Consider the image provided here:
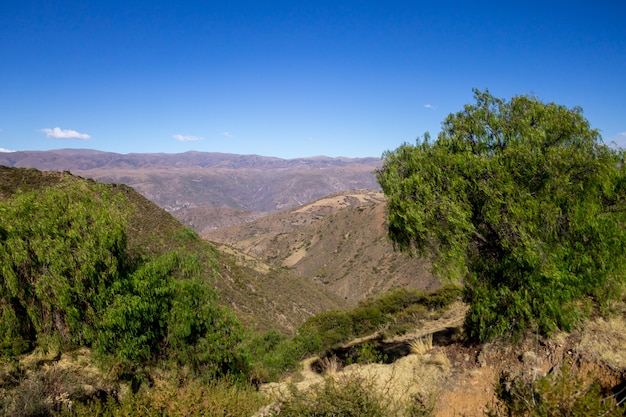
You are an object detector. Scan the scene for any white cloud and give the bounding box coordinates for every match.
[173,134,202,142]
[223,131,235,138]
[41,127,90,140]
[0,147,15,153]
[424,104,436,110]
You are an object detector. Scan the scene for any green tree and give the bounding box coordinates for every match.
[376,89,626,342]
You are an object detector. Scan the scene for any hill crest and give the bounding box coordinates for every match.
[205,189,439,304]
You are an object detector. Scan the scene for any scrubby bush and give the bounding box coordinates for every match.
[250,286,461,381]
[0,182,129,355]
[298,309,353,350]
[0,354,117,417]
[276,373,404,417]
[358,288,425,315]
[356,286,462,318]
[246,330,311,381]
[0,180,251,381]
[349,305,386,335]
[71,377,267,417]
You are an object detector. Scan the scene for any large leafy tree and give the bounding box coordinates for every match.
[376,89,626,342]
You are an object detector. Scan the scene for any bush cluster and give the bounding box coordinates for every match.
[0,181,250,380]
[377,90,626,342]
[247,285,461,380]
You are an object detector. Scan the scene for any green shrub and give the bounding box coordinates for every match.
[352,341,386,364]
[349,305,386,335]
[420,285,462,310]
[95,253,175,365]
[95,252,249,379]
[387,304,430,335]
[299,310,353,351]
[167,277,248,379]
[377,90,626,342]
[359,288,425,315]
[0,182,130,355]
[0,180,251,381]
[246,330,304,381]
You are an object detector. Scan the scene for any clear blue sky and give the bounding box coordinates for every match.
[1,1,625,158]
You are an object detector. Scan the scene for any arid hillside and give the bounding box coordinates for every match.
[261,301,626,416]
[205,190,440,304]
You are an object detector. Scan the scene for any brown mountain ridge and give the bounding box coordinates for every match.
[0,149,381,215]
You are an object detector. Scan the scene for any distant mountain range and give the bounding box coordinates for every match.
[0,148,381,171]
[0,149,382,228]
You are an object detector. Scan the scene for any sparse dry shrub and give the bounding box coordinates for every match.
[276,373,405,417]
[407,391,438,417]
[0,359,115,417]
[71,377,266,417]
[424,351,450,371]
[488,363,623,417]
[409,334,433,356]
[318,355,342,375]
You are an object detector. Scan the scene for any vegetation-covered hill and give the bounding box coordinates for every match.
[0,166,245,366]
[0,166,345,337]
[0,165,357,415]
[0,165,458,416]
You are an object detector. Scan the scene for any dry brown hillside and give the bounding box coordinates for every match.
[213,247,347,335]
[205,190,440,304]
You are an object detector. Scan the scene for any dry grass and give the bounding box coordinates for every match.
[579,316,626,370]
[319,356,342,375]
[409,334,433,356]
[0,347,117,417]
[425,351,451,371]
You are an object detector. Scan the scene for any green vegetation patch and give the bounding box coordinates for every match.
[0,178,249,381]
[489,363,624,416]
[248,285,461,381]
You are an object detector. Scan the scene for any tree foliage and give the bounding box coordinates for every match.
[0,178,249,378]
[376,89,626,341]
[0,181,129,354]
